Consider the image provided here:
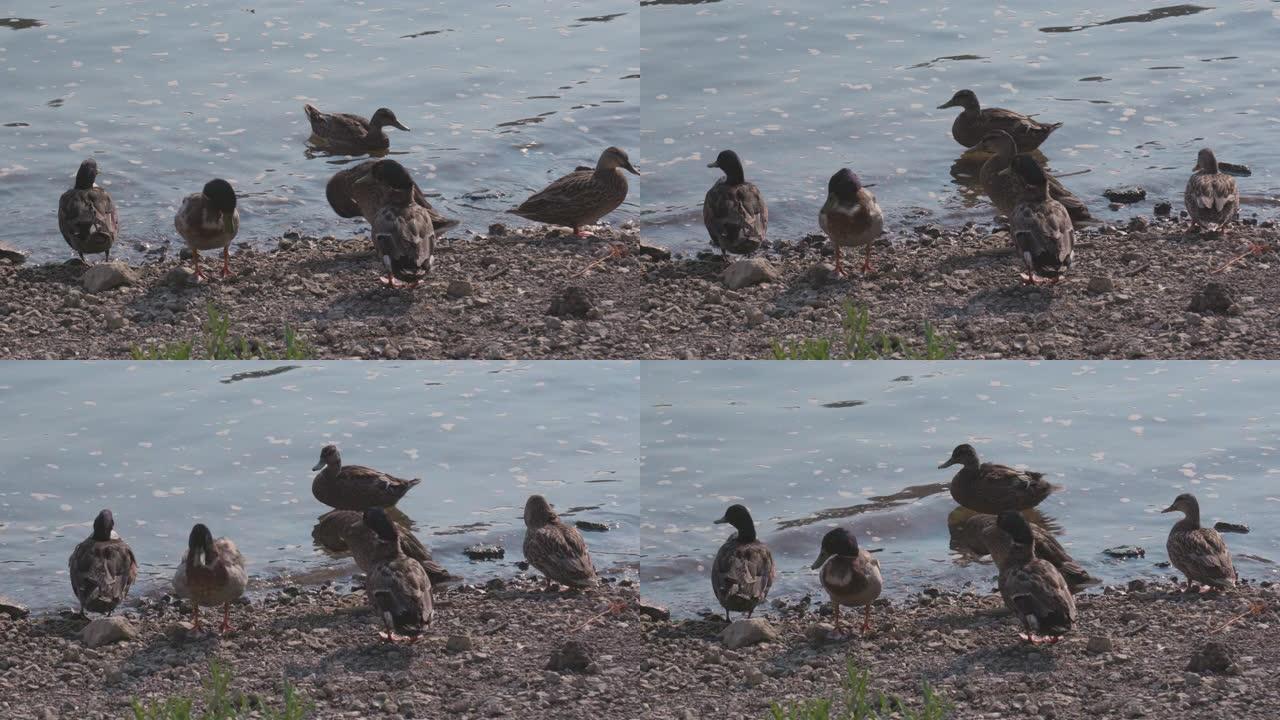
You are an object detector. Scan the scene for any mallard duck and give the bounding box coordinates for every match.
[1162,493,1236,592]
[819,168,883,276]
[939,444,1053,514]
[68,509,138,617]
[704,149,767,258]
[311,444,421,511]
[995,511,1076,644]
[522,494,599,590]
[360,160,435,288]
[174,178,239,281]
[975,130,1091,225]
[938,89,1062,152]
[304,104,409,153]
[954,513,1098,593]
[1011,155,1074,284]
[363,508,434,643]
[1184,148,1239,233]
[58,158,118,263]
[508,146,638,236]
[173,523,247,633]
[810,527,881,634]
[326,159,458,231]
[312,509,458,585]
[711,504,775,622]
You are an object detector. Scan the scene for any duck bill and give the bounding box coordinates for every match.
[938,458,959,469]
[391,120,410,131]
[623,160,640,176]
[312,460,325,471]
[810,551,831,570]
[713,515,729,525]
[937,99,959,110]
[1160,504,1176,513]
[706,160,720,169]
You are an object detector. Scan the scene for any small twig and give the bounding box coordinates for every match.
[1208,600,1269,634]
[1210,241,1272,275]
[572,243,629,278]
[482,266,510,281]
[569,599,629,634]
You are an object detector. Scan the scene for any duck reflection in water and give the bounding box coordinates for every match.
[312,507,460,586]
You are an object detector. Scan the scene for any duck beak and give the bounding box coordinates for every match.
[312,460,325,471]
[713,515,728,525]
[707,160,719,169]
[810,551,831,570]
[391,120,410,132]
[938,457,958,469]
[623,160,640,176]
[937,99,958,110]
[1160,503,1177,514]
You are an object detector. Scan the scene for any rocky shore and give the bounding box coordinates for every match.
[640,580,1280,720]
[0,575,642,720]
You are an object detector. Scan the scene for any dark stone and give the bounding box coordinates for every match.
[463,544,505,561]
[1104,186,1146,204]
[574,520,609,533]
[1186,642,1239,675]
[1154,201,1173,217]
[1188,282,1236,315]
[1218,161,1251,177]
[487,223,508,237]
[0,596,29,619]
[638,601,671,622]
[546,640,594,673]
[1213,522,1250,534]
[548,286,595,319]
[0,241,27,265]
[1102,545,1145,559]
[637,240,672,261]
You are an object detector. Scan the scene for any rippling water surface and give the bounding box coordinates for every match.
[0,361,639,608]
[640,1,1280,253]
[641,361,1280,617]
[1,1,638,262]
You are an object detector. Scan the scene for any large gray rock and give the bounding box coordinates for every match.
[720,618,779,649]
[0,596,29,619]
[81,617,137,648]
[82,262,139,293]
[721,258,779,290]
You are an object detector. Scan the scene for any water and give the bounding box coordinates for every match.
[639,1,1280,254]
[640,361,1280,617]
[0,360,640,608]
[1,1,639,263]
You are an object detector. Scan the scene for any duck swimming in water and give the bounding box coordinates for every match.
[311,444,422,511]
[939,443,1054,514]
[304,105,410,154]
[938,89,1062,152]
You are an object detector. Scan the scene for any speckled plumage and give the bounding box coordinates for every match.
[939,89,1062,152]
[954,513,1098,593]
[1184,148,1239,231]
[175,178,239,280]
[363,509,434,640]
[703,150,767,256]
[1163,494,1236,590]
[68,509,138,616]
[313,509,458,586]
[363,161,435,286]
[711,505,775,620]
[312,445,421,511]
[1010,156,1075,282]
[325,159,457,231]
[58,158,118,262]
[522,494,599,589]
[976,131,1090,225]
[940,444,1053,514]
[811,527,881,633]
[995,512,1076,641]
[509,146,638,234]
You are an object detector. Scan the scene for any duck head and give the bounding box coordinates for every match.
[524,494,558,528]
[597,146,640,175]
[996,511,1034,545]
[188,523,216,567]
[370,107,410,132]
[1162,493,1200,520]
[92,508,115,542]
[363,507,399,542]
[1012,154,1049,189]
[714,503,757,542]
[708,149,746,184]
[370,159,414,191]
[313,444,341,471]
[202,178,237,213]
[811,527,858,569]
[75,158,99,190]
[975,130,1016,157]
[938,89,980,112]
[827,168,863,204]
[938,443,980,470]
[1194,148,1219,174]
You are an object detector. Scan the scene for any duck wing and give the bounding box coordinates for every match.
[69,538,138,612]
[336,465,422,507]
[1168,527,1236,587]
[703,179,767,254]
[1000,558,1076,635]
[712,537,775,610]
[59,187,119,256]
[368,556,434,635]
[523,522,598,587]
[1012,197,1074,278]
[372,204,435,282]
[1184,173,1239,225]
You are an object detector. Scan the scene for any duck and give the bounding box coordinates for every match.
[938,89,1062,152]
[975,130,1091,225]
[1011,155,1075,284]
[67,509,138,617]
[312,509,459,586]
[703,149,768,258]
[819,168,883,276]
[522,494,599,590]
[508,146,639,236]
[311,444,421,511]
[325,159,458,231]
[995,511,1076,644]
[57,158,118,263]
[1162,493,1236,592]
[711,504,775,622]
[939,443,1053,514]
[172,523,247,633]
[363,508,434,643]
[810,527,882,635]
[953,512,1099,593]
[361,160,435,288]
[1184,148,1239,234]
[303,105,410,154]
[174,178,239,281]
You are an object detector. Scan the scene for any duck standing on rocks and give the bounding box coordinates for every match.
[173,523,247,634]
[711,504,775,622]
[57,158,118,263]
[939,443,1053,514]
[819,168,883,276]
[508,146,639,237]
[1184,148,1239,234]
[68,509,138,617]
[303,105,410,154]
[175,178,239,281]
[953,512,1099,593]
[1162,493,1237,593]
[938,89,1062,152]
[311,444,421,511]
[363,508,434,643]
[975,130,1091,225]
[1011,155,1074,284]
[325,159,458,231]
[994,511,1076,644]
[313,509,459,586]
[810,527,881,635]
[703,149,768,258]
[522,494,599,590]
[360,159,435,288]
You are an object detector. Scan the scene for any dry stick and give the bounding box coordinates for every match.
[573,244,628,278]
[1208,600,1269,635]
[569,599,630,634]
[1210,241,1273,275]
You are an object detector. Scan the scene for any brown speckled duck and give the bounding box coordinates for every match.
[522,494,599,590]
[975,130,1091,225]
[174,178,239,281]
[304,105,409,154]
[939,89,1062,152]
[172,523,247,633]
[995,511,1076,644]
[312,509,458,586]
[939,444,1053,514]
[1162,493,1236,592]
[711,504,776,622]
[509,146,638,236]
[953,512,1099,593]
[363,508,434,643]
[811,527,881,635]
[1184,148,1239,233]
[68,509,138,617]
[1011,155,1075,284]
[58,158,118,263]
[704,150,768,257]
[819,168,883,276]
[325,159,458,231]
[311,444,422,510]
[362,160,435,288]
